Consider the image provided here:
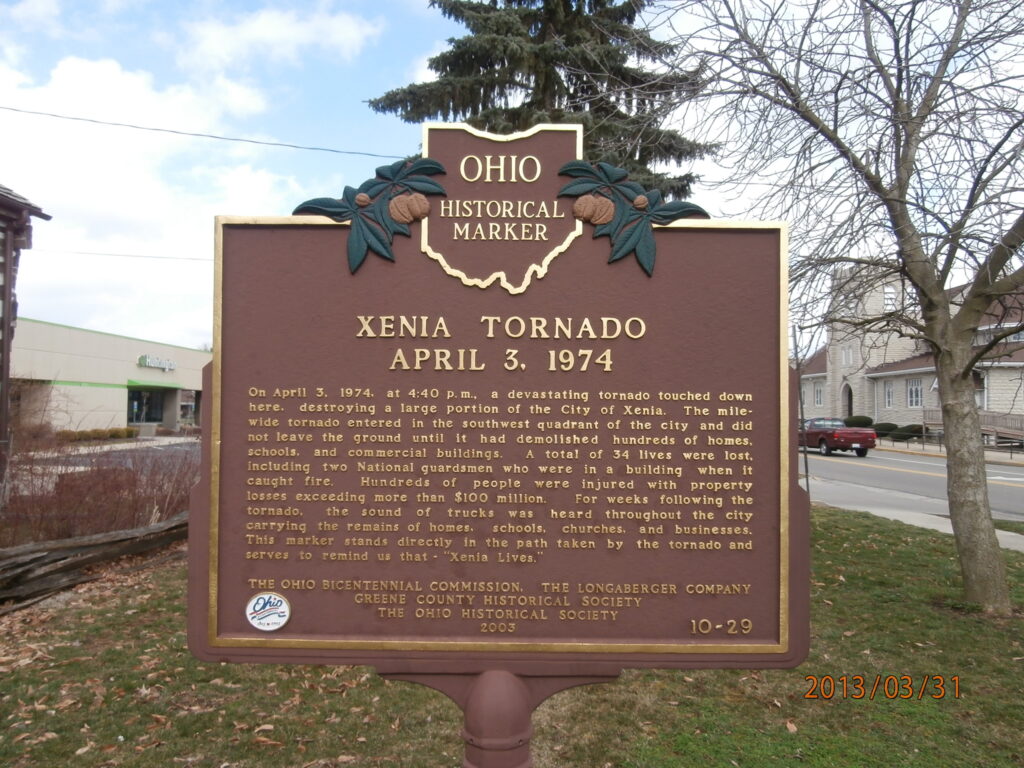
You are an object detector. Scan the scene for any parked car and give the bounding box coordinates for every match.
[799,418,877,457]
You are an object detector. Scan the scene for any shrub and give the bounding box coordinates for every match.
[890,424,925,441]
[88,428,109,441]
[55,429,77,442]
[20,422,55,442]
[125,427,139,438]
[2,440,199,545]
[872,422,898,437]
[844,415,874,428]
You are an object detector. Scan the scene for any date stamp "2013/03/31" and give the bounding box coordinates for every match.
[804,675,961,700]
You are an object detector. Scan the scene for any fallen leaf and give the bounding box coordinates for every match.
[786,720,798,733]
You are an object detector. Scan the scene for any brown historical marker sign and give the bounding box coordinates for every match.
[188,123,809,675]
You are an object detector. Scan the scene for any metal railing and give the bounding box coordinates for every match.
[923,408,1024,437]
[920,407,1022,458]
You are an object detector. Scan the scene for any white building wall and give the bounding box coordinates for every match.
[10,319,210,432]
[807,272,1024,429]
[799,376,829,420]
[45,384,125,431]
[984,367,1024,413]
[867,373,941,426]
[857,284,919,367]
[824,275,923,421]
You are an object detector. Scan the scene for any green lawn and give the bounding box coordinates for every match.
[1,506,1021,767]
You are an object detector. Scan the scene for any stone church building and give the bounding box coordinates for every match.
[798,276,1024,442]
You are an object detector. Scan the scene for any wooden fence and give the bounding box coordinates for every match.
[0,510,187,615]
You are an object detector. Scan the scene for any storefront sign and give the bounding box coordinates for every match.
[188,123,809,672]
[138,353,176,372]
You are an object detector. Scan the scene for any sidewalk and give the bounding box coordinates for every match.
[849,505,1024,553]
[66,434,200,455]
[23,434,201,458]
[873,437,1024,466]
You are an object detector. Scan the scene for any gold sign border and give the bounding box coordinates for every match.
[209,216,791,657]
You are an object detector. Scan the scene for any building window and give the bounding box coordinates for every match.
[973,371,986,409]
[813,381,823,407]
[907,378,923,408]
[841,346,854,366]
[129,390,165,423]
[977,327,1024,344]
[883,285,899,313]
[884,380,893,409]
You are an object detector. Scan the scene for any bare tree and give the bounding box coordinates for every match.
[637,0,1024,614]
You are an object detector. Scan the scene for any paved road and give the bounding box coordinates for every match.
[799,449,1024,521]
[800,447,1024,552]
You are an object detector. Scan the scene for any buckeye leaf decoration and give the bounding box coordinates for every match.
[293,157,446,274]
[558,162,709,276]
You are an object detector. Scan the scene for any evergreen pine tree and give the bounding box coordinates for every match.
[369,0,712,199]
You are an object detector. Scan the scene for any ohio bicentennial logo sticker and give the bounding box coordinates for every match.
[245,592,291,631]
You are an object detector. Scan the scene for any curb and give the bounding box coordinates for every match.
[872,444,1024,468]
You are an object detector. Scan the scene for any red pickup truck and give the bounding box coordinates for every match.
[799,418,877,457]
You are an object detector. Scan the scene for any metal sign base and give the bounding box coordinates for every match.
[380,669,620,767]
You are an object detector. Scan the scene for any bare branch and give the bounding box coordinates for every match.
[634,0,1023,614]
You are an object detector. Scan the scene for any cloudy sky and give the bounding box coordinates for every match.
[2,0,728,349]
[1,0,467,348]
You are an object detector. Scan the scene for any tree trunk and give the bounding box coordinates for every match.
[936,356,1012,615]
